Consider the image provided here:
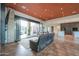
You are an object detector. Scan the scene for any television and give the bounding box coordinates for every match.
[72,27,78,31]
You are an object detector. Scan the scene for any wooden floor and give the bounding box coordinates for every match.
[0,35,79,56]
[35,40,79,56]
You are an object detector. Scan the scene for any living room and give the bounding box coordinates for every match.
[0,3,79,56]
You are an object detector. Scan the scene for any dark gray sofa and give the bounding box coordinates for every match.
[30,33,54,52]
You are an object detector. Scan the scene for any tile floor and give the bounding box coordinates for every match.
[0,35,79,56]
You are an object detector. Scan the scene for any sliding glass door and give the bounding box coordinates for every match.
[20,20,41,38]
[30,22,39,36]
[15,15,43,39]
[20,20,43,38]
[20,20,29,39]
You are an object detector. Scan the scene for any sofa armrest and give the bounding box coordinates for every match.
[30,40,38,51]
[30,40,38,45]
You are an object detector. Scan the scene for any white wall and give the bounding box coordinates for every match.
[44,14,79,27]
[53,25,61,33]
[7,9,15,43]
[14,9,44,23]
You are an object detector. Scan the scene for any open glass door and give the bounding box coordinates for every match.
[20,20,29,39]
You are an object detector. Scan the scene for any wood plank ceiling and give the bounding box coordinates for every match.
[5,3,79,21]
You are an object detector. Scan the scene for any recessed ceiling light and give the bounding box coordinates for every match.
[62,11,64,16]
[61,8,63,10]
[72,11,76,14]
[62,11,64,14]
[21,6,26,9]
[40,16,41,17]
[45,9,48,11]
[26,9,29,11]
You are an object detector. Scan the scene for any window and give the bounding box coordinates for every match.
[30,22,39,35]
[16,15,43,38]
[20,20,29,39]
[72,27,78,31]
[20,20,29,35]
[43,26,48,33]
[39,24,43,33]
